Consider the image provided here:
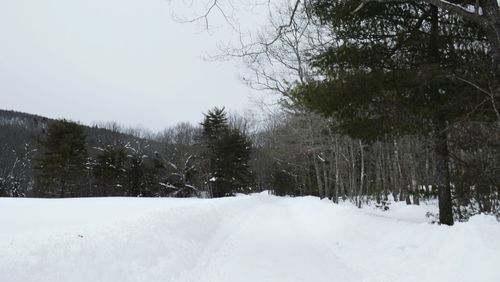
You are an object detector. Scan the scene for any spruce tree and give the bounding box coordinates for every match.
[36,120,88,198]
[201,107,253,197]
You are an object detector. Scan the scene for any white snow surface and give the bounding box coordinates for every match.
[1,193,499,282]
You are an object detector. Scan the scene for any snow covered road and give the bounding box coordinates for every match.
[1,194,499,282]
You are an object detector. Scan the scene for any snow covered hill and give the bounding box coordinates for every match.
[1,194,499,282]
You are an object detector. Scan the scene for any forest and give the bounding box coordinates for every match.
[1,100,498,225]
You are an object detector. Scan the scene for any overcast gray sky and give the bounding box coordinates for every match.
[0,0,268,132]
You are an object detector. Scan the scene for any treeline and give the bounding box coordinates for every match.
[253,108,499,222]
[0,108,252,199]
[0,105,499,221]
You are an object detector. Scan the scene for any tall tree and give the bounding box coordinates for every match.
[201,107,253,197]
[35,120,88,198]
[292,0,496,225]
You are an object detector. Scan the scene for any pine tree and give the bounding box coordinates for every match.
[201,107,253,197]
[35,120,88,198]
[293,1,496,225]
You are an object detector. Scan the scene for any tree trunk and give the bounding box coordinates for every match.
[414,191,420,205]
[435,128,454,225]
[300,171,307,196]
[429,4,454,225]
[375,151,382,202]
[380,143,388,201]
[334,136,341,203]
[409,151,419,205]
[358,140,365,208]
[313,153,324,198]
[482,0,500,72]
[60,178,66,198]
[393,139,405,202]
[323,159,331,199]
[349,141,357,203]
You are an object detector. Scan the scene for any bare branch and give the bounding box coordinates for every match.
[453,75,492,96]
[265,0,302,46]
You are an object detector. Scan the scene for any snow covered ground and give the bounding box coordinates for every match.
[1,193,499,282]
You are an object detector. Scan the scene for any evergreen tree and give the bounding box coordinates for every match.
[35,120,88,198]
[293,1,496,225]
[214,128,253,193]
[201,107,253,197]
[202,107,230,145]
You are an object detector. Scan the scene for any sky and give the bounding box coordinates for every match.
[0,0,270,132]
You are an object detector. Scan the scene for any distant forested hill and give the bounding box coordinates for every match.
[0,109,173,197]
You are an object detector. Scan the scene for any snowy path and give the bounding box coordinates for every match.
[184,196,361,282]
[1,194,499,282]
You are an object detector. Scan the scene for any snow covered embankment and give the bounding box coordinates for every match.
[0,194,499,282]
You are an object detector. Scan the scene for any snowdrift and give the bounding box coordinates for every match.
[0,194,499,282]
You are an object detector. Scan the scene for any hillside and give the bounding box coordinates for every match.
[0,109,165,197]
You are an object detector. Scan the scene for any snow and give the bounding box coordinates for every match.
[0,194,499,282]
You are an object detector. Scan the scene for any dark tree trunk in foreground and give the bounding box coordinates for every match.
[435,129,454,225]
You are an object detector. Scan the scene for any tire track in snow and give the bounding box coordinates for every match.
[182,195,363,282]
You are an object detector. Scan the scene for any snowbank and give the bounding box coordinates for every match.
[0,194,499,282]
